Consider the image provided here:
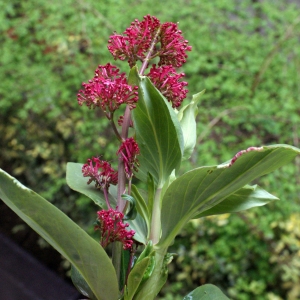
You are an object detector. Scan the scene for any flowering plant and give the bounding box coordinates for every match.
[1,15,300,300]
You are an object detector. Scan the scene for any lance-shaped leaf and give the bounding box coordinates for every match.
[0,169,119,300]
[130,67,184,186]
[183,284,230,300]
[71,265,97,300]
[177,90,205,160]
[158,145,300,248]
[193,184,278,218]
[66,162,117,208]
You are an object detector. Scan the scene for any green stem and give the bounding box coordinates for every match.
[133,247,169,300]
[149,187,162,245]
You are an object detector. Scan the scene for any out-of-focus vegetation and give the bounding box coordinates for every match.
[1,0,300,299]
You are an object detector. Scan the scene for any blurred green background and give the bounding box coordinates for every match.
[1,0,300,299]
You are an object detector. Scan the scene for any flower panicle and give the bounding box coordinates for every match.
[159,22,192,68]
[108,15,161,68]
[108,15,192,70]
[95,209,135,250]
[77,63,138,112]
[117,137,140,178]
[82,157,118,189]
[147,64,188,108]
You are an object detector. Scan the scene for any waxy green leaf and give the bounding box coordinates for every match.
[193,184,278,218]
[131,67,184,186]
[183,284,230,300]
[121,194,137,220]
[131,184,150,233]
[177,90,205,160]
[125,257,151,300]
[158,145,300,248]
[0,169,119,300]
[71,265,97,300]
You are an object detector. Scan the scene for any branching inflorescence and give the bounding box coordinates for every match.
[77,15,191,252]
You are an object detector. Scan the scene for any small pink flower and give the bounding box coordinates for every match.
[158,22,192,68]
[77,63,138,112]
[95,209,135,250]
[147,65,188,108]
[82,157,118,189]
[108,15,161,68]
[117,137,140,178]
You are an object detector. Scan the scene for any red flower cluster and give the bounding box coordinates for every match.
[95,209,135,250]
[77,63,138,112]
[108,15,191,108]
[117,137,140,178]
[159,22,192,68]
[108,15,192,69]
[108,15,161,68]
[148,65,188,108]
[82,157,118,189]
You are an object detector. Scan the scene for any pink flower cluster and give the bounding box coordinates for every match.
[108,15,191,69]
[82,157,118,189]
[159,22,192,68]
[148,65,188,108]
[108,15,191,108]
[108,15,161,68]
[117,137,140,178]
[77,63,138,112]
[95,209,135,250]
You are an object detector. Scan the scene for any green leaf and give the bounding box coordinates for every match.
[177,90,205,160]
[127,212,148,245]
[131,184,150,232]
[158,145,300,248]
[183,284,230,300]
[0,169,119,300]
[131,67,184,186]
[121,194,137,220]
[120,249,131,293]
[193,184,278,218]
[71,265,97,300]
[125,257,151,300]
[66,162,116,208]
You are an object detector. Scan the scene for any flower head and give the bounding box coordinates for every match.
[108,15,192,70]
[158,22,192,68]
[82,157,118,189]
[117,137,140,178]
[95,209,135,250]
[108,15,161,68]
[147,65,188,108]
[77,63,138,112]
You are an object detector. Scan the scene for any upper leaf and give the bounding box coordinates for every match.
[131,67,184,186]
[158,144,300,248]
[0,169,119,300]
[177,90,205,160]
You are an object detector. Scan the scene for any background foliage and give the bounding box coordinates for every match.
[1,0,300,299]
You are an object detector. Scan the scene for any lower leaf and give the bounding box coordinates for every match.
[0,169,119,300]
[183,284,230,300]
